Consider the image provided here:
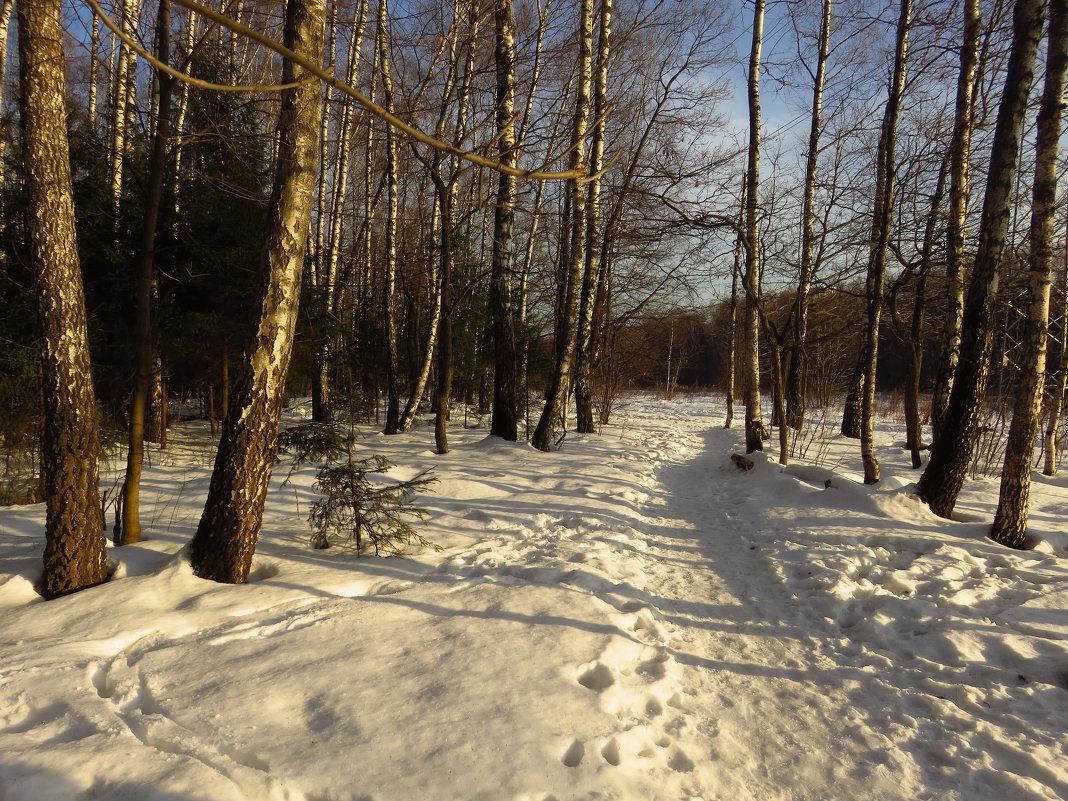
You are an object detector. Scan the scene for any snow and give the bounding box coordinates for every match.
[1,394,1066,801]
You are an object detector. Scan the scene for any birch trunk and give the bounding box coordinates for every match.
[190,0,325,583]
[725,229,740,429]
[18,0,109,597]
[378,0,402,434]
[991,0,1065,548]
[786,0,831,430]
[489,0,519,440]
[531,0,594,452]
[1042,232,1068,475]
[860,0,911,485]
[917,0,1043,518]
[574,0,611,435]
[119,0,174,546]
[742,0,767,454]
[930,0,980,443]
[110,0,140,211]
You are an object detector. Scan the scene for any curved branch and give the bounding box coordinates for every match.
[169,0,587,181]
[84,0,308,92]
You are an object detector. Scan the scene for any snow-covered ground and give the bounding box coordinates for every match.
[1,394,1066,801]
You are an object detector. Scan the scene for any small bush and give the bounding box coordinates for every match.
[308,454,438,555]
[278,422,438,556]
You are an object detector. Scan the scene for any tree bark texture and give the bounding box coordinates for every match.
[18,0,109,597]
[917,0,1043,518]
[786,0,831,431]
[930,0,980,443]
[1043,235,1068,476]
[860,0,911,485]
[991,0,1065,549]
[119,0,174,546]
[189,0,325,583]
[531,0,593,452]
[574,0,611,436]
[379,0,401,435]
[489,0,519,440]
[742,0,767,454]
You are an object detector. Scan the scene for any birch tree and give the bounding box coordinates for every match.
[859,0,911,485]
[531,0,594,451]
[917,0,1044,519]
[489,0,519,440]
[990,0,1066,548]
[930,0,981,442]
[742,0,768,454]
[18,0,109,596]
[190,0,326,583]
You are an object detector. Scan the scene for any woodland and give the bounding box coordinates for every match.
[1,0,1067,599]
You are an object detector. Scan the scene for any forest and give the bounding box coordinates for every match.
[1,0,1066,599]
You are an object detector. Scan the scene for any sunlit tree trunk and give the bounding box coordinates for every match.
[991,0,1065,549]
[725,229,740,429]
[489,0,519,440]
[190,0,325,583]
[110,0,140,211]
[859,0,911,485]
[574,0,611,435]
[531,0,594,451]
[742,0,767,454]
[400,224,442,432]
[918,0,1043,518]
[87,10,99,128]
[18,0,109,597]
[786,0,831,430]
[1043,232,1068,476]
[930,0,980,442]
[119,0,174,546]
[378,0,402,434]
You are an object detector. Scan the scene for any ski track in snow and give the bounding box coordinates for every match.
[0,398,1066,800]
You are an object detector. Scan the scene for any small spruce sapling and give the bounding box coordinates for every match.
[278,422,438,555]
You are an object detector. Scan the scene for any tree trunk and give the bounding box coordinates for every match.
[991,0,1065,549]
[531,0,594,452]
[860,0,911,485]
[786,0,831,430]
[917,0,1043,518]
[902,159,948,469]
[489,0,518,440]
[841,362,863,438]
[400,252,442,431]
[87,10,99,128]
[930,0,980,443]
[574,0,611,436]
[725,228,740,429]
[379,0,402,434]
[110,0,140,212]
[1043,232,1068,475]
[18,0,109,597]
[742,0,767,454]
[119,0,174,546]
[189,0,325,583]
[434,179,455,454]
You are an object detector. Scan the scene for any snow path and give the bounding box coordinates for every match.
[1,397,1066,801]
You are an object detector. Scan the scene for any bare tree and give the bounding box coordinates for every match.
[190,0,326,583]
[531,0,594,451]
[489,0,519,440]
[930,0,981,442]
[18,0,109,596]
[742,0,768,454]
[118,0,175,545]
[859,0,911,485]
[917,0,1044,519]
[991,0,1066,548]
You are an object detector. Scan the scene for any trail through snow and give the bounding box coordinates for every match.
[0,395,1065,801]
